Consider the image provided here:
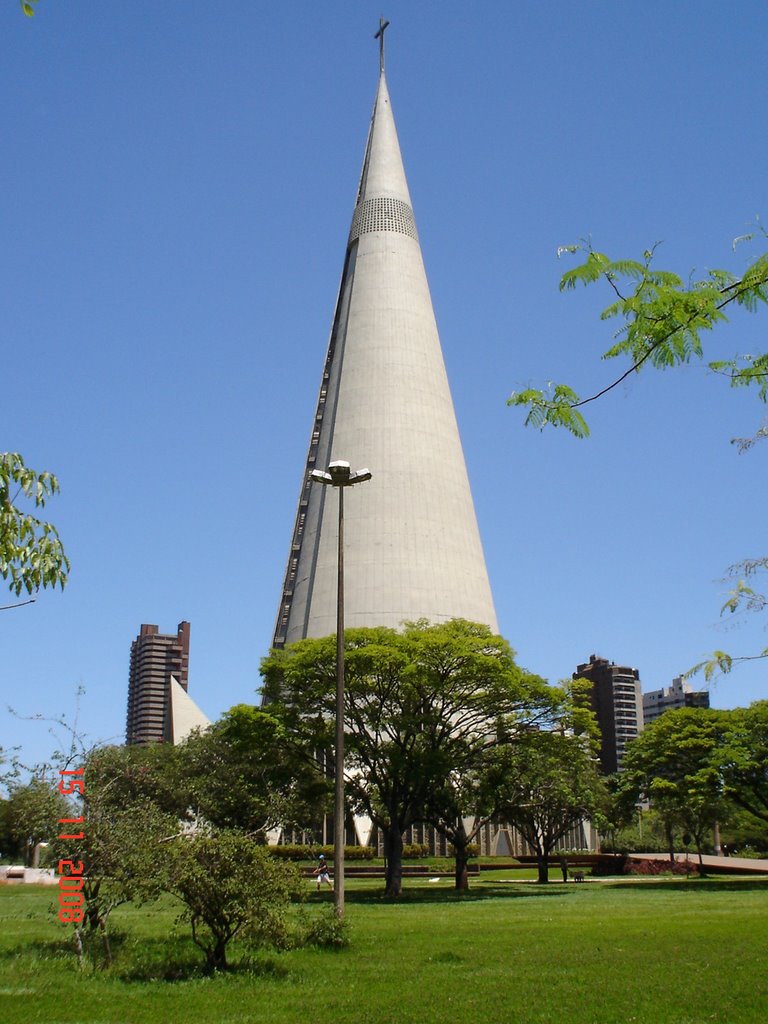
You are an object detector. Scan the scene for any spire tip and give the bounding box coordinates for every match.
[374,17,390,73]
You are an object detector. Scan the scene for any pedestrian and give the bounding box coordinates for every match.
[559,855,569,882]
[313,853,333,891]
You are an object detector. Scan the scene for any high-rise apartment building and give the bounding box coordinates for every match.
[126,621,191,745]
[643,675,710,725]
[272,31,497,648]
[573,654,644,774]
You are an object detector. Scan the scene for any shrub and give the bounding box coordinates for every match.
[163,831,303,972]
[268,844,313,861]
[303,906,350,950]
[402,843,429,859]
[449,842,479,858]
[625,858,698,876]
[267,844,375,861]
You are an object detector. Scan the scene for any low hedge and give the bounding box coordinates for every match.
[267,841,479,861]
[625,857,699,876]
[267,844,375,861]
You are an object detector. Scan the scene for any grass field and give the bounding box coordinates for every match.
[1,875,766,1024]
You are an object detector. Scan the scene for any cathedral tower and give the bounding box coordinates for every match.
[273,30,497,647]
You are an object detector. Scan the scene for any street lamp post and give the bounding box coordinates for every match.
[309,459,371,917]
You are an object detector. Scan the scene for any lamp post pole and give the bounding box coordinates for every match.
[309,460,371,918]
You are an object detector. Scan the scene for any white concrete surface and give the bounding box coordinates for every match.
[282,70,498,644]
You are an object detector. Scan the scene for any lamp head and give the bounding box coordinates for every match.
[328,460,352,484]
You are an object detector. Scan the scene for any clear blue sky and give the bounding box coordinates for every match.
[2,1,766,772]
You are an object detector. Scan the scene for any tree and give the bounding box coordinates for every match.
[423,682,584,890]
[1,452,69,601]
[81,742,189,819]
[508,239,768,439]
[616,708,732,872]
[178,704,329,836]
[719,806,768,856]
[508,238,768,675]
[2,777,71,865]
[719,701,768,824]
[52,797,178,966]
[49,745,184,965]
[161,830,302,972]
[261,619,552,896]
[488,728,607,883]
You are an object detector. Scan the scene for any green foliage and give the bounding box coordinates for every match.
[509,239,768,436]
[267,844,375,861]
[262,618,555,896]
[509,236,768,676]
[2,777,71,865]
[161,831,303,972]
[50,789,179,969]
[719,806,768,857]
[602,807,692,855]
[0,452,69,597]
[83,742,189,819]
[402,843,430,859]
[449,841,479,858]
[616,708,732,867]
[302,904,350,949]
[20,0,40,16]
[689,560,768,679]
[507,385,590,438]
[178,704,329,836]
[488,729,607,882]
[718,701,768,824]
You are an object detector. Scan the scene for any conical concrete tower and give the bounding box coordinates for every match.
[273,34,497,647]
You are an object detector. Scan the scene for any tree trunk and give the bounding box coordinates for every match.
[73,926,84,969]
[694,835,707,877]
[211,937,228,972]
[99,917,112,965]
[454,850,469,891]
[452,819,470,891]
[536,851,549,884]
[665,822,675,863]
[382,826,403,897]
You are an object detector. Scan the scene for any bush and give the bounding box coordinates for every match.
[625,858,698,876]
[449,842,479,858]
[402,843,429,859]
[268,844,314,861]
[731,846,767,859]
[267,844,375,861]
[163,831,303,972]
[303,906,350,950]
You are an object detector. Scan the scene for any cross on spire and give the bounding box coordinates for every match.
[374,17,390,73]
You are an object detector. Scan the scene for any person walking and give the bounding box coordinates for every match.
[313,853,333,891]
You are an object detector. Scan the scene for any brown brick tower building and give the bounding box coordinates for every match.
[126,621,190,745]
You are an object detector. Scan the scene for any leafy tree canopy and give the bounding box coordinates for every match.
[719,701,768,824]
[487,728,607,883]
[0,452,69,600]
[616,708,732,868]
[261,618,555,896]
[1,776,71,865]
[508,239,768,439]
[160,830,302,972]
[508,237,768,676]
[178,704,330,835]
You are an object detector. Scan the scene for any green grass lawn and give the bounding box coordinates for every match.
[1,876,766,1024]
